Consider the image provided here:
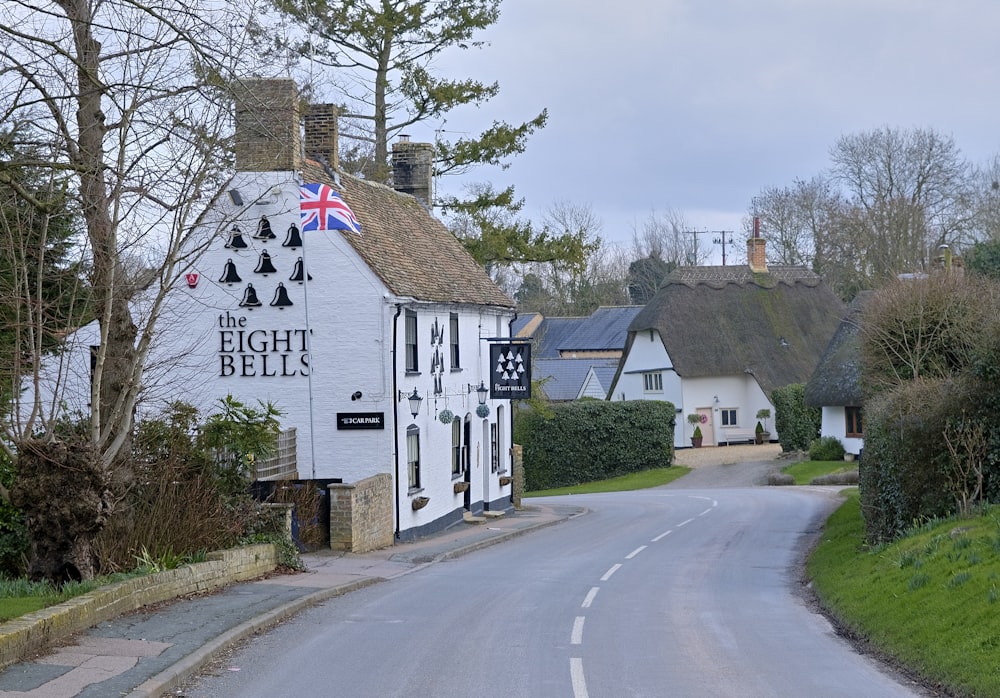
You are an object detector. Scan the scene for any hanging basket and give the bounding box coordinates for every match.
[438,408,454,424]
[411,496,430,511]
[476,404,490,418]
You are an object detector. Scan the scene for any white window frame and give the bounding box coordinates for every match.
[449,313,460,369]
[407,425,421,491]
[405,311,418,373]
[642,371,663,392]
[721,408,737,426]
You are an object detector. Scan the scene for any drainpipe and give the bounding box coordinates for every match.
[506,310,518,504]
[391,303,403,539]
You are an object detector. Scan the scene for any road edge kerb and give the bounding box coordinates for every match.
[0,544,276,672]
[435,507,587,562]
[125,507,585,696]
[125,577,383,698]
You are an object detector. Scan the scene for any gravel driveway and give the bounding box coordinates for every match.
[669,443,790,488]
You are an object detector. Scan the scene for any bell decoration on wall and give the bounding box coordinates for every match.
[270,282,293,309]
[225,225,248,249]
[289,257,312,283]
[239,283,262,309]
[255,215,276,240]
[283,222,303,249]
[254,249,277,275]
[219,258,241,285]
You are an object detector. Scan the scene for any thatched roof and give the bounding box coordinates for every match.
[301,160,513,308]
[621,264,846,396]
[803,292,871,407]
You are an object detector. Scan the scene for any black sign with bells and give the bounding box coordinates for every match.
[489,343,531,400]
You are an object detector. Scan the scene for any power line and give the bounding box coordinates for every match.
[712,231,736,266]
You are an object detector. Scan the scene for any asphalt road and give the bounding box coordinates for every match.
[181,483,925,698]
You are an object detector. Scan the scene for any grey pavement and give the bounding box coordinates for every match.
[0,502,581,698]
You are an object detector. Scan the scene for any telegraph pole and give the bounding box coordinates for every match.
[712,231,736,266]
[683,230,710,266]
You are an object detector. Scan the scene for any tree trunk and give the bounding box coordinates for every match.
[11,439,114,582]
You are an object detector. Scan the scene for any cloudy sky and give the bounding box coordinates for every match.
[403,0,1000,254]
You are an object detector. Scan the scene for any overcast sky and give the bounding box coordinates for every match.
[402,0,1000,255]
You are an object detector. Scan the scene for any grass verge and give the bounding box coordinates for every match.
[0,573,141,622]
[808,490,1000,696]
[782,460,856,485]
[525,466,690,497]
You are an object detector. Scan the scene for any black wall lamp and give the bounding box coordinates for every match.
[468,381,489,406]
[398,388,423,418]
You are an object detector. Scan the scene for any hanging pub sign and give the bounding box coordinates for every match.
[489,343,531,400]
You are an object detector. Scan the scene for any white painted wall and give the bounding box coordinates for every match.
[820,406,863,456]
[25,169,515,537]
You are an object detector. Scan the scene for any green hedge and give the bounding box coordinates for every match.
[771,383,819,452]
[859,381,959,542]
[516,401,675,491]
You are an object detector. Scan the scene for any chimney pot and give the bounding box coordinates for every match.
[747,236,768,273]
[391,140,434,208]
[234,79,301,172]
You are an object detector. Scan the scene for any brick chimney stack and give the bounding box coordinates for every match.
[747,216,768,273]
[391,137,434,208]
[234,79,301,172]
[303,103,340,170]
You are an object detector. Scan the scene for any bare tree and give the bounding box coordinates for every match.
[830,126,973,271]
[0,0,259,581]
[968,154,1000,242]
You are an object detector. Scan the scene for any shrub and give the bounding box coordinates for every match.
[859,380,962,543]
[93,399,284,573]
[809,436,846,461]
[767,472,794,486]
[811,471,859,486]
[519,400,675,491]
[772,383,819,452]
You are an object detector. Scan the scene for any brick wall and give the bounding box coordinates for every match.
[0,544,276,671]
[511,444,524,509]
[234,79,301,172]
[329,473,394,553]
[303,104,339,169]
[390,140,434,207]
[747,237,768,273]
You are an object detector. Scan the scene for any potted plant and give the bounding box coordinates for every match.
[756,408,771,444]
[691,425,703,448]
[687,414,703,448]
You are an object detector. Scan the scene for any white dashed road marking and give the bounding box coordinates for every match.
[600,563,621,581]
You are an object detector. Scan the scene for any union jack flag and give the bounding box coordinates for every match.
[299,183,362,234]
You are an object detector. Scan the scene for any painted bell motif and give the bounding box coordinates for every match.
[225,225,248,249]
[289,257,312,283]
[255,215,276,240]
[283,222,303,248]
[239,283,262,308]
[219,258,241,285]
[271,282,293,308]
[254,249,277,275]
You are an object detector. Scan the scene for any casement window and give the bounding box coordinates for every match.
[720,408,737,426]
[642,371,663,392]
[449,313,460,369]
[405,311,418,373]
[846,406,863,438]
[491,423,499,472]
[451,417,462,477]
[407,425,421,490]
